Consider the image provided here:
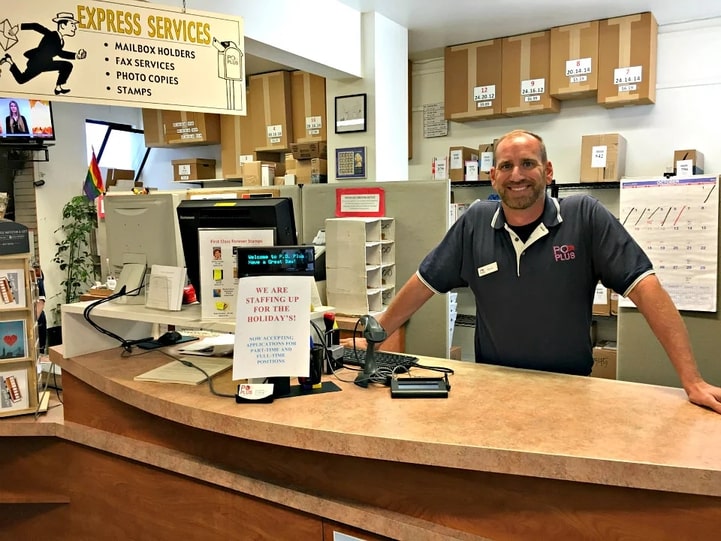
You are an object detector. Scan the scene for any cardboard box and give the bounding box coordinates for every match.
[592,283,610,316]
[580,133,626,182]
[597,12,658,108]
[674,149,704,175]
[610,291,619,316]
[220,111,255,179]
[449,146,478,182]
[477,142,495,180]
[290,141,328,160]
[141,109,165,147]
[171,159,216,182]
[592,341,617,379]
[249,71,293,151]
[501,30,560,116]
[294,158,328,185]
[291,71,327,142]
[444,39,504,121]
[142,109,222,148]
[241,161,275,187]
[549,20,599,99]
[105,168,135,186]
[162,111,221,145]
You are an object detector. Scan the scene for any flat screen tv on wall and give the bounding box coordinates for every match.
[0,97,55,145]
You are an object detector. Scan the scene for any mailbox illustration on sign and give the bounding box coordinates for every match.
[212,37,244,111]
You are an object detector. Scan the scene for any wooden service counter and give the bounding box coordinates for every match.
[3,346,721,540]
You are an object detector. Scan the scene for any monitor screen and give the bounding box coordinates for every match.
[0,98,55,143]
[177,197,298,300]
[103,193,185,275]
[236,246,316,278]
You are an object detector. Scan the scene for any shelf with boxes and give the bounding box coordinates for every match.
[141,69,327,187]
[444,12,657,122]
[325,217,396,316]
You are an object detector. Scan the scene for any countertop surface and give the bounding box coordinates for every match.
[39,345,721,497]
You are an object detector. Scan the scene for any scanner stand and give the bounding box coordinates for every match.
[353,315,386,388]
[113,253,147,305]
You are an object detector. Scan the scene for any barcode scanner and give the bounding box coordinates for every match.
[354,314,387,388]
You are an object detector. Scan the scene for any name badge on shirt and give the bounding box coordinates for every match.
[477,262,498,277]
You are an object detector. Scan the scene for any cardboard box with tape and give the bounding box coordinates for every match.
[291,71,327,142]
[580,133,626,182]
[249,71,293,151]
[549,20,599,100]
[171,159,216,182]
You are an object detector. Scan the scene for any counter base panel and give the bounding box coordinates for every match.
[32,372,721,541]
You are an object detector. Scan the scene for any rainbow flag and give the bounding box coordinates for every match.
[83,149,104,201]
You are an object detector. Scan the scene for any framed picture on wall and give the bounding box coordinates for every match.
[0,319,28,360]
[336,146,367,179]
[335,93,367,133]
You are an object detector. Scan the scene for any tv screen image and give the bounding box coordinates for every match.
[0,97,55,143]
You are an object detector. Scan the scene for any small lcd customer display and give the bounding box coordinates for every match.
[236,246,316,277]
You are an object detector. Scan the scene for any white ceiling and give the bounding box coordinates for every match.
[337,0,721,56]
[245,1,721,74]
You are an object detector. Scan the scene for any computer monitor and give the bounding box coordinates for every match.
[176,197,298,300]
[104,192,185,276]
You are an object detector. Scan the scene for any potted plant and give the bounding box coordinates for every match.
[51,195,100,322]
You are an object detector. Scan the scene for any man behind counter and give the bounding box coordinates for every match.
[344,129,721,414]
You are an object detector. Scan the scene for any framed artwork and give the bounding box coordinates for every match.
[336,146,367,179]
[0,269,26,309]
[335,93,367,133]
[0,366,29,411]
[0,319,28,360]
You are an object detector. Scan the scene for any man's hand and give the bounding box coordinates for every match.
[340,336,366,350]
[685,380,721,414]
[76,49,87,60]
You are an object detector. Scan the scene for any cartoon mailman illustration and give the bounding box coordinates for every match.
[0,11,87,95]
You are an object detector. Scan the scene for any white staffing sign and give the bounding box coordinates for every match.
[0,0,246,114]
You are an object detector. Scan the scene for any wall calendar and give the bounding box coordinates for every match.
[619,176,718,312]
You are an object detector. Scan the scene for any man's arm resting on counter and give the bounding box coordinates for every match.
[341,273,435,349]
[375,273,435,336]
[628,274,721,414]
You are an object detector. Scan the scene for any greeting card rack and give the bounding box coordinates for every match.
[0,252,40,417]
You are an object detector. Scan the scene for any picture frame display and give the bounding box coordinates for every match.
[335,93,367,134]
[0,319,28,360]
[0,268,26,309]
[1,366,30,411]
[336,146,367,179]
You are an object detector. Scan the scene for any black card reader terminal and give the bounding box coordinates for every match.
[390,377,449,398]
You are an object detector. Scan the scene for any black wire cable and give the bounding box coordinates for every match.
[156,349,236,398]
[82,284,149,353]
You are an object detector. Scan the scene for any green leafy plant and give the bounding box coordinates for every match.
[51,195,100,321]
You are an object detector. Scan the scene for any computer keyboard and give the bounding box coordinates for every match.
[342,348,418,370]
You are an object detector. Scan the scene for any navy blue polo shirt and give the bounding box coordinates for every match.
[418,194,653,375]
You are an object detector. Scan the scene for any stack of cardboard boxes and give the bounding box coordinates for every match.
[444,12,657,121]
[284,142,328,185]
[591,283,618,380]
[142,69,327,186]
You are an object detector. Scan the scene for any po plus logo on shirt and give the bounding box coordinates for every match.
[553,244,576,261]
